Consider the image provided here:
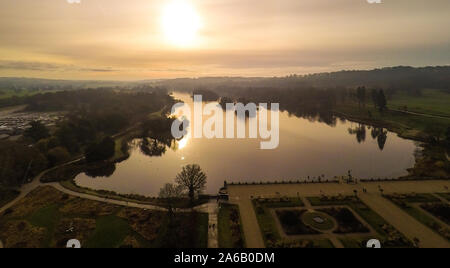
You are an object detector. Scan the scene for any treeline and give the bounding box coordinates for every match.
[160,66,450,93]
[216,87,341,126]
[0,89,175,187]
[0,77,137,91]
[0,141,48,187]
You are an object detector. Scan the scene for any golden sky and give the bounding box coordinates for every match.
[0,0,449,80]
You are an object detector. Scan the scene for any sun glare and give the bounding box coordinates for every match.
[162,0,201,47]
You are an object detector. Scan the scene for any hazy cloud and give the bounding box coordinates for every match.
[0,60,116,73]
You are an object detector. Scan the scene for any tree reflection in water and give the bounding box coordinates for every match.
[138,137,169,157]
[85,162,116,178]
[348,124,366,144]
[347,124,388,150]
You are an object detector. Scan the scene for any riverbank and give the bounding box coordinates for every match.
[59,179,209,209]
[333,103,450,179]
[334,103,450,142]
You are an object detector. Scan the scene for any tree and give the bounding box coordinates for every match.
[85,137,115,163]
[0,141,48,186]
[55,124,79,153]
[47,147,71,166]
[24,121,50,142]
[377,90,387,112]
[377,130,388,151]
[356,86,366,108]
[425,125,444,144]
[175,164,207,204]
[159,183,184,216]
[371,128,388,151]
[446,126,450,147]
[371,89,379,109]
[158,183,184,248]
[348,124,366,143]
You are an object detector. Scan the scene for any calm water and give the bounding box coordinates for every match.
[75,93,418,196]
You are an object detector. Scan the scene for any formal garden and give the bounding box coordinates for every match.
[307,195,414,248]
[252,195,414,248]
[384,193,450,241]
[0,186,208,248]
[252,197,333,248]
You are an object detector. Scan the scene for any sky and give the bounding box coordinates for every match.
[0,0,449,80]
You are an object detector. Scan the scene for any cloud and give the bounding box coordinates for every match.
[0,60,116,73]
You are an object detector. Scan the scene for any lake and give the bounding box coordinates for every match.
[74,92,418,196]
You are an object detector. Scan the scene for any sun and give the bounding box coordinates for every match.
[162,0,201,47]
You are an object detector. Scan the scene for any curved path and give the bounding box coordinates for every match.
[0,158,84,215]
[0,160,219,248]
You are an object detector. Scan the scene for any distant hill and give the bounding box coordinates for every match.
[0,77,141,91]
[2,66,450,93]
[158,66,450,92]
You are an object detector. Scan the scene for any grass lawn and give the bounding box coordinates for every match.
[0,89,62,100]
[85,215,130,248]
[256,197,304,208]
[388,89,450,117]
[0,186,210,248]
[252,200,282,245]
[421,203,450,225]
[390,193,441,203]
[437,193,450,201]
[0,187,20,207]
[28,204,60,247]
[194,213,209,248]
[275,209,319,235]
[334,102,450,141]
[385,195,450,241]
[310,197,388,237]
[218,203,245,248]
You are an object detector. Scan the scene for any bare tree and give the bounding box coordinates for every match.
[175,164,207,204]
[159,183,184,216]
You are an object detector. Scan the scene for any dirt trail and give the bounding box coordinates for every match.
[232,197,265,248]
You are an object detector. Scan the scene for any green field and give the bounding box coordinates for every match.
[28,204,60,247]
[0,186,209,248]
[0,89,58,100]
[335,102,450,141]
[389,89,450,117]
[85,215,130,248]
